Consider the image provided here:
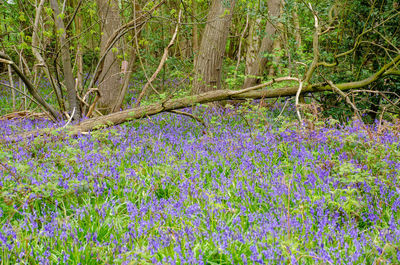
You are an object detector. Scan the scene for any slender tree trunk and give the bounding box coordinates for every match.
[75,0,84,95]
[234,13,249,78]
[269,1,285,76]
[18,51,27,110]
[245,17,261,80]
[96,0,122,114]
[192,0,199,58]
[7,65,16,111]
[113,47,136,112]
[293,2,302,50]
[192,0,236,94]
[268,37,282,76]
[243,0,281,88]
[50,0,81,119]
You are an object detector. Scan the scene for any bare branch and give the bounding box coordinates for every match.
[135,10,182,107]
[169,110,206,128]
[0,52,60,120]
[295,3,320,125]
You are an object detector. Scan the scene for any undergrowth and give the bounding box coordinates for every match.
[0,102,399,264]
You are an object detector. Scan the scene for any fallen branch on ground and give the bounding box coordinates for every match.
[1,59,400,143]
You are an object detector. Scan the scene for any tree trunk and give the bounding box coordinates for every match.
[113,47,136,112]
[268,37,282,76]
[75,0,84,95]
[50,0,81,119]
[96,0,122,114]
[269,1,285,76]
[293,2,302,50]
[192,0,199,58]
[7,64,16,111]
[192,0,236,94]
[243,0,281,88]
[245,17,261,80]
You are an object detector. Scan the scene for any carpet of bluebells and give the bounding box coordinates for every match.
[0,102,400,265]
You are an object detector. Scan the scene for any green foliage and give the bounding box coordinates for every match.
[0,0,397,123]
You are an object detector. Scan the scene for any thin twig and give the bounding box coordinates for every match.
[326,79,374,140]
[63,107,76,128]
[169,110,206,127]
[272,98,290,126]
[349,90,400,110]
[327,80,363,122]
[295,80,304,124]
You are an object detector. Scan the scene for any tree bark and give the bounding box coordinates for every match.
[192,0,199,57]
[268,37,282,76]
[96,0,122,114]
[192,0,236,94]
[86,0,164,100]
[269,1,284,76]
[50,0,81,119]
[74,0,84,96]
[243,0,281,88]
[293,2,302,50]
[245,17,261,79]
[7,64,16,111]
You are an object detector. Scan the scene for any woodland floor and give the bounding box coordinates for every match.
[0,102,399,264]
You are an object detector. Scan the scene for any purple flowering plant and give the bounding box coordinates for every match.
[0,100,399,264]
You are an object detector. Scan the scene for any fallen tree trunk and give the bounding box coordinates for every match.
[2,55,400,142]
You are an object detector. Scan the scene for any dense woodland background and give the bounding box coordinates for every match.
[0,0,399,125]
[1,1,400,264]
